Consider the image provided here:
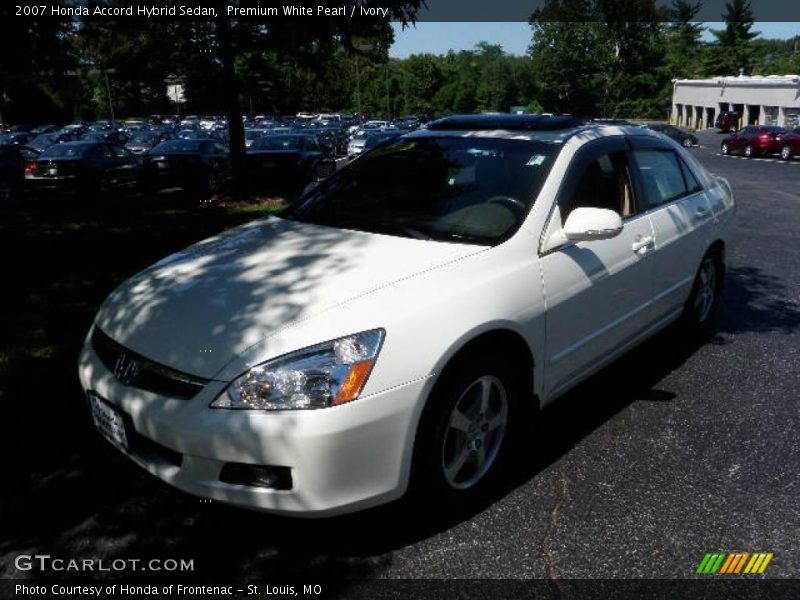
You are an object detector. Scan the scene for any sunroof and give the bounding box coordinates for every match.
[427,114,585,132]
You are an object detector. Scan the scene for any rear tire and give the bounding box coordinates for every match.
[0,180,12,201]
[96,176,112,196]
[410,352,522,509]
[683,137,693,147]
[682,250,722,333]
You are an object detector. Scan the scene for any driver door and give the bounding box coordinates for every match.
[539,138,656,399]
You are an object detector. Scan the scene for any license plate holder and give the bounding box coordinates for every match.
[89,394,129,452]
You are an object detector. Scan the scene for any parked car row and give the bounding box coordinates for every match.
[721,125,800,160]
[1,113,428,199]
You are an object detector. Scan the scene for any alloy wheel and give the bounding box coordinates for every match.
[744,145,754,158]
[440,375,508,490]
[721,143,728,155]
[781,145,792,161]
[693,258,717,324]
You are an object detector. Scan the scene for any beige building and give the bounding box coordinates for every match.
[671,75,800,130]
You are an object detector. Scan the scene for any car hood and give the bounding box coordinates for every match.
[94,217,483,378]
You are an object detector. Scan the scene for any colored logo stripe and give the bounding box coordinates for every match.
[744,553,774,574]
[697,553,726,574]
[698,552,773,574]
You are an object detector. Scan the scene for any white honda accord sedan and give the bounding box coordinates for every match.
[79,115,735,516]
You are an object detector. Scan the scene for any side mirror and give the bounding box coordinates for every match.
[563,207,623,242]
[303,180,320,195]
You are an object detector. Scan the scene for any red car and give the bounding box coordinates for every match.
[777,127,800,160]
[721,125,788,158]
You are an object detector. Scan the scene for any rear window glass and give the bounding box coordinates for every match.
[251,136,306,150]
[151,140,203,153]
[632,149,689,207]
[41,144,91,158]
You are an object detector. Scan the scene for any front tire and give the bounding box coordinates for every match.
[410,353,521,508]
[744,144,754,158]
[780,145,792,161]
[683,137,693,147]
[721,143,729,155]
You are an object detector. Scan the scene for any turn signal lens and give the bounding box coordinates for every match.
[334,360,376,406]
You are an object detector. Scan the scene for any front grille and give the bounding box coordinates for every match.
[91,327,210,399]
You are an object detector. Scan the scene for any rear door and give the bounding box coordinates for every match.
[539,137,656,399]
[109,145,138,184]
[628,137,713,322]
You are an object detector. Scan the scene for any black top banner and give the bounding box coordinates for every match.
[6,0,800,22]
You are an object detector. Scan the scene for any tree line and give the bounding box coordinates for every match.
[1,0,799,126]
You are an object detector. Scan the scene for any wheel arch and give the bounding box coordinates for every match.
[707,239,726,286]
[406,326,539,495]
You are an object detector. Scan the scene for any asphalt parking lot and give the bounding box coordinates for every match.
[1,127,798,586]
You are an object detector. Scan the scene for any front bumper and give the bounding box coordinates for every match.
[78,335,429,517]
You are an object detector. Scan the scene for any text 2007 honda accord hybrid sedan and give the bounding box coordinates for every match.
[79,115,735,516]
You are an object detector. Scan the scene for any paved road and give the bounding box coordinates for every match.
[2,128,798,585]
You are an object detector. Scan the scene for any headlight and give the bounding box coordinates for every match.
[211,329,385,410]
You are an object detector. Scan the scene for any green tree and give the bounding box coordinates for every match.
[529,0,612,116]
[707,0,759,75]
[665,0,706,79]
[0,3,76,123]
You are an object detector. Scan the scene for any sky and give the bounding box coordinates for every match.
[389,22,800,58]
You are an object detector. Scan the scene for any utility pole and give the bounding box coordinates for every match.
[355,57,361,118]
[385,65,390,121]
[84,67,117,122]
[103,70,115,123]
[353,44,374,121]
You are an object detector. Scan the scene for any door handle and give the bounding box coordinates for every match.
[632,234,654,254]
[695,206,709,217]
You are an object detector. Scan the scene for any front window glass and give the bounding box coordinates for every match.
[563,151,636,219]
[285,136,558,245]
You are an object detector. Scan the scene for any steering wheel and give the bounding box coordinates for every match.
[487,195,526,215]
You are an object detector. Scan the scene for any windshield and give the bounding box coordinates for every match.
[129,133,158,144]
[41,144,91,158]
[285,136,558,245]
[251,135,305,151]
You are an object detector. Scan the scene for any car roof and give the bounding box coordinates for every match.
[56,141,100,147]
[407,114,661,144]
